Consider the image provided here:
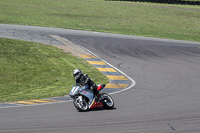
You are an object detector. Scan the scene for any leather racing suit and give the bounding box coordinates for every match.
[75,73,98,95]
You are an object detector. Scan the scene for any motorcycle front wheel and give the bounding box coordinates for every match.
[73,96,89,111]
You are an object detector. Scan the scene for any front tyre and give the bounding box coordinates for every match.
[101,93,114,109]
[73,96,89,111]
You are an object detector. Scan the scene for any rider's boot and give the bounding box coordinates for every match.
[94,90,100,103]
[92,85,101,103]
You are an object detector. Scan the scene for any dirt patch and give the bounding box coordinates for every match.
[50,35,90,57]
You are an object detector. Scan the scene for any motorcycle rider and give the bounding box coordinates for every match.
[73,69,98,96]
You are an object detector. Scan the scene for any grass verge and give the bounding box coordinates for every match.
[0,38,108,102]
[0,0,200,41]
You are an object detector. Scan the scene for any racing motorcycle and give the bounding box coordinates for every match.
[69,84,114,111]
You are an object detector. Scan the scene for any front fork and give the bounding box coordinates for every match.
[78,95,85,107]
[78,95,83,102]
[78,95,90,107]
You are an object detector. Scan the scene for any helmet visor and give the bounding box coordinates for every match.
[74,73,80,80]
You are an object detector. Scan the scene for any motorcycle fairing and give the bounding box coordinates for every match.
[69,86,80,96]
[80,89,94,103]
[80,89,104,109]
[69,85,89,97]
[89,99,103,109]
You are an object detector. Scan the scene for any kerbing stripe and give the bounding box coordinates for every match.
[105,83,129,89]
[87,61,106,65]
[92,65,112,68]
[109,80,129,84]
[101,72,123,76]
[80,54,130,91]
[96,68,117,72]
[106,75,128,80]
[13,101,36,105]
[84,58,101,61]
[80,55,96,58]
[10,99,61,105]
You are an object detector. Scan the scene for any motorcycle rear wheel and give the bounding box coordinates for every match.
[73,96,89,111]
[100,93,114,109]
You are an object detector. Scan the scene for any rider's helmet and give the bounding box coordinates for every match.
[73,69,82,80]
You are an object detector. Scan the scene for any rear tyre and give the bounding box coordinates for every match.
[100,93,114,109]
[73,96,89,111]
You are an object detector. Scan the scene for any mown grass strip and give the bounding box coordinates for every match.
[0,0,199,42]
[0,38,108,102]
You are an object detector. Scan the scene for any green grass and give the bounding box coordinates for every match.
[0,38,108,102]
[0,0,199,101]
[0,0,199,41]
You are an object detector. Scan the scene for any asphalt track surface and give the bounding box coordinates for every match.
[1,24,200,133]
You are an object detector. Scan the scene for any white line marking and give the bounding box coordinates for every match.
[78,45,136,95]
